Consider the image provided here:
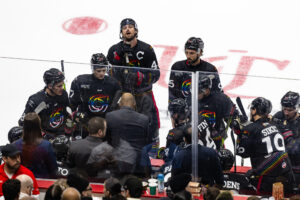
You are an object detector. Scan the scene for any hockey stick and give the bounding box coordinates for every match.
[236,97,248,123]
[235,97,248,166]
[222,104,237,148]
[61,60,66,90]
[34,101,47,114]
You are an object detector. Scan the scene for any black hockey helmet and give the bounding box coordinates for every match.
[120,18,138,32]
[218,149,234,171]
[250,97,272,115]
[281,91,300,109]
[51,135,69,161]
[185,37,204,52]
[168,98,189,118]
[43,68,65,87]
[91,53,109,70]
[8,126,23,143]
[198,75,212,93]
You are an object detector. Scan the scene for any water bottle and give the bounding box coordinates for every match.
[157,173,164,193]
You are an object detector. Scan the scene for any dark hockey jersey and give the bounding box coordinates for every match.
[19,88,70,135]
[69,74,121,118]
[198,92,233,150]
[107,40,160,94]
[168,59,222,104]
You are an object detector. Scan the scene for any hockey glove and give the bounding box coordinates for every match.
[245,169,256,179]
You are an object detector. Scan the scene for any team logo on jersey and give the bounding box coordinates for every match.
[49,107,64,128]
[181,79,191,97]
[199,110,216,127]
[88,94,109,113]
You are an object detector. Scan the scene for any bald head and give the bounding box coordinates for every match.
[120,93,136,108]
[16,174,33,195]
[61,187,81,200]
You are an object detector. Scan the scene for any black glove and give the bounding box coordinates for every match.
[245,169,255,179]
[231,119,242,135]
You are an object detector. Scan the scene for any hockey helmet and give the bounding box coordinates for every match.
[120,18,138,33]
[185,37,204,52]
[52,135,69,161]
[91,53,109,70]
[198,75,212,93]
[8,126,23,143]
[218,149,234,171]
[168,98,189,118]
[250,97,272,115]
[43,68,65,87]
[281,91,300,109]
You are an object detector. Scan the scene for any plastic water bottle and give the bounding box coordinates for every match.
[157,173,164,193]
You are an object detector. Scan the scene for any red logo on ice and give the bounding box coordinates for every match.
[63,17,108,35]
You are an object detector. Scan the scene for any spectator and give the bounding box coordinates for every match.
[2,179,20,200]
[103,177,123,200]
[203,186,220,200]
[216,191,233,200]
[14,112,58,178]
[67,172,92,200]
[0,144,39,198]
[61,187,81,200]
[106,93,150,177]
[44,179,68,200]
[122,176,143,199]
[19,68,70,138]
[67,117,107,174]
[16,174,33,199]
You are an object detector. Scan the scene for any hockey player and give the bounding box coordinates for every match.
[272,92,300,185]
[69,53,121,137]
[157,98,190,182]
[235,97,295,194]
[272,91,300,140]
[107,18,160,149]
[197,75,233,150]
[19,68,69,138]
[168,37,222,105]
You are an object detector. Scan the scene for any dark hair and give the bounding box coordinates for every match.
[105,177,121,197]
[44,184,64,200]
[2,179,21,200]
[45,179,68,200]
[203,186,220,200]
[123,176,143,198]
[23,112,43,145]
[88,117,106,135]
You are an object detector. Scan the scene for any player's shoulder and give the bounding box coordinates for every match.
[201,59,218,72]
[137,40,155,51]
[171,60,187,70]
[28,89,46,101]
